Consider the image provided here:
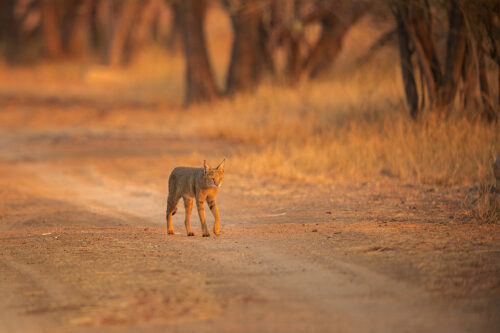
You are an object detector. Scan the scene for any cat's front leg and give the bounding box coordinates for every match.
[207,196,221,235]
[196,198,210,237]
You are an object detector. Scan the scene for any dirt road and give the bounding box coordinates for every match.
[0,115,499,332]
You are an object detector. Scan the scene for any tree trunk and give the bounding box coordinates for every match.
[396,0,443,106]
[0,0,20,63]
[258,14,275,76]
[89,0,103,54]
[107,0,138,66]
[436,2,467,114]
[225,0,264,95]
[461,41,479,111]
[412,0,442,94]
[130,0,161,50]
[93,0,119,62]
[394,0,499,120]
[484,9,500,107]
[355,28,397,67]
[478,46,497,122]
[286,35,302,82]
[41,0,63,59]
[302,3,365,79]
[64,0,92,58]
[282,0,303,82]
[395,7,419,119]
[180,0,219,105]
[167,1,183,53]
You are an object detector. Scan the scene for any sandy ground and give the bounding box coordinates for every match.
[0,104,499,333]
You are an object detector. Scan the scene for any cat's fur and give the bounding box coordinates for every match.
[166,160,225,236]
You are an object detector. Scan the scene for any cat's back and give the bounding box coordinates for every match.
[169,167,203,194]
[170,166,203,179]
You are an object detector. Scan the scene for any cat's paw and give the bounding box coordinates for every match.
[167,229,175,235]
[202,232,210,237]
[187,232,195,236]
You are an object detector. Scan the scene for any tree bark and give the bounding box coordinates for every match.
[355,28,397,67]
[64,0,92,58]
[461,41,479,111]
[258,14,275,76]
[478,46,497,122]
[0,0,20,63]
[167,1,183,53]
[283,1,303,82]
[436,2,467,114]
[302,2,366,79]
[393,0,499,120]
[413,0,442,92]
[89,0,104,55]
[286,34,302,82]
[41,0,63,59]
[484,9,500,107]
[225,0,265,95]
[130,0,163,50]
[397,1,441,104]
[180,0,219,105]
[107,0,138,66]
[395,7,419,119]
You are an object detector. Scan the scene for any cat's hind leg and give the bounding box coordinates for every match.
[183,197,194,236]
[166,194,180,235]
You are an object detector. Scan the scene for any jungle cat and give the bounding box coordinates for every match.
[166,159,225,237]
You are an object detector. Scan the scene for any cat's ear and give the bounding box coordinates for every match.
[204,160,211,174]
[216,159,225,172]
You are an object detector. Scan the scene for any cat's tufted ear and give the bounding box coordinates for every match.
[204,160,211,174]
[216,159,225,172]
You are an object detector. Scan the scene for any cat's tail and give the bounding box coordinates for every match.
[166,195,178,218]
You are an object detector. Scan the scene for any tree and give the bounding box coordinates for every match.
[394,6,419,118]
[41,0,91,60]
[63,0,93,58]
[0,0,21,63]
[40,0,63,59]
[167,0,183,53]
[223,0,368,89]
[179,0,219,105]
[392,0,499,121]
[106,0,139,66]
[301,1,367,79]
[224,0,266,95]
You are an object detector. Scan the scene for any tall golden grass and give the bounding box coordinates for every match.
[190,66,499,186]
[0,6,498,191]
[198,8,499,187]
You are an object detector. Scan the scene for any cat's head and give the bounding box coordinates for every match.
[203,159,225,189]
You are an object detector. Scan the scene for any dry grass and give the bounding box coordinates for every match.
[189,66,499,186]
[0,7,498,189]
[464,183,500,224]
[192,8,500,187]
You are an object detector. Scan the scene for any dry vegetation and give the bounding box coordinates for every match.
[1,4,499,332]
[169,13,495,192]
[1,7,499,209]
[194,74,499,187]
